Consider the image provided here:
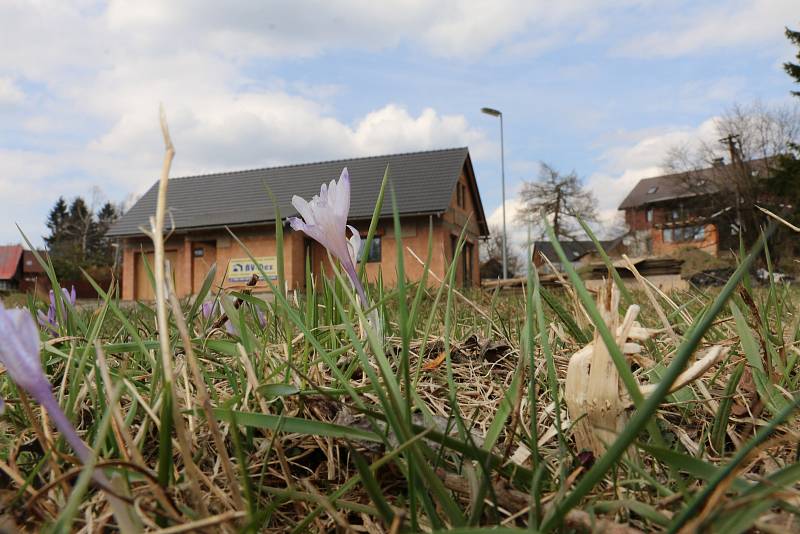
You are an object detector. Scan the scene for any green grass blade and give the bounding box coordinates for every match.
[541,224,774,532]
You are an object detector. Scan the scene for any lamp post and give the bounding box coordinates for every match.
[481,106,507,279]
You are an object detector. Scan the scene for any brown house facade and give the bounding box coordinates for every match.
[108,148,489,301]
[618,157,773,257]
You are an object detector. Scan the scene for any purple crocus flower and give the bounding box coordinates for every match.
[288,167,368,308]
[0,301,104,474]
[201,299,238,335]
[37,286,76,335]
[200,300,217,320]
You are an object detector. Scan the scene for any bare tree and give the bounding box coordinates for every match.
[662,101,800,251]
[480,225,520,278]
[518,162,598,241]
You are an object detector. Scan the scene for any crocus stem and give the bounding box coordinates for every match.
[37,389,113,488]
[39,389,141,533]
[344,264,370,310]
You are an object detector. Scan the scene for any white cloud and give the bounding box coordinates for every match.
[0,1,509,243]
[585,118,720,229]
[618,0,797,58]
[0,77,23,104]
[102,0,621,60]
[488,118,727,246]
[486,115,723,248]
[0,0,793,246]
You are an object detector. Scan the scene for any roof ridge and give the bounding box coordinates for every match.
[167,146,469,182]
[638,155,774,183]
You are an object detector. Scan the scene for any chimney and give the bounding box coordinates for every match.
[712,157,725,167]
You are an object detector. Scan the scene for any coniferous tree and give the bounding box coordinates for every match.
[43,196,121,279]
[44,197,69,249]
[770,27,800,260]
[91,201,119,267]
[785,27,800,97]
[66,197,93,265]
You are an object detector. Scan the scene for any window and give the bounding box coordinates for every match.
[647,186,659,194]
[671,209,679,221]
[358,236,381,263]
[646,209,654,223]
[463,242,473,287]
[456,182,467,208]
[693,226,705,241]
[193,247,205,257]
[665,225,705,243]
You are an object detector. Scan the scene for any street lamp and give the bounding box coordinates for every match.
[481,106,508,279]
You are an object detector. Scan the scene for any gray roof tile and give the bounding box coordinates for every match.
[109,147,482,237]
[618,157,773,210]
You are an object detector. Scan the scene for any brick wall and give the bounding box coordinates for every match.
[651,223,718,256]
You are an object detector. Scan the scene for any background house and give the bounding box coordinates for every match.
[533,239,623,272]
[0,246,59,294]
[0,245,23,291]
[618,157,773,257]
[108,147,489,300]
[19,250,47,293]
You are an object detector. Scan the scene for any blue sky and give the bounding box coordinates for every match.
[0,0,797,248]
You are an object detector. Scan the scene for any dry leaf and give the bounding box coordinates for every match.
[422,351,447,371]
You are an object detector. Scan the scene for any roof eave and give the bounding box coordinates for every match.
[107,209,452,239]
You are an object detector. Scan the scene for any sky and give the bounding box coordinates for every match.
[0,0,797,250]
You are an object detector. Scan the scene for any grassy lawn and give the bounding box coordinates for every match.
[1,237,799,533]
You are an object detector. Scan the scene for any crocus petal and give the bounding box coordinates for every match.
[287,216,306,232]
[37,309,51,329]
[291,196,316,225]
[346,225,362,266]
[0,304,45,392]
[289,167,369,310]
[336,168,350,220]
[0,302,125,505]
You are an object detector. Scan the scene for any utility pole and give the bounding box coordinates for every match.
[719,133,743,234]
[720,133,742,165]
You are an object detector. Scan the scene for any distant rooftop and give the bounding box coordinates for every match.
[534,238,621,262]
[618,157,773,210]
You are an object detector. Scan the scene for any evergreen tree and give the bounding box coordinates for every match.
[785,27,800,97]
[769,27,800,260]
[43,196,121,279]
[44,197,69,249]
[91,201,119,267]
[65,197,94,265]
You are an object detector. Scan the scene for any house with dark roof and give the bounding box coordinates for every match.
[532,239,623,272]
[618,157,773,257]
[19,250,47,293]
[109,147,489,300]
